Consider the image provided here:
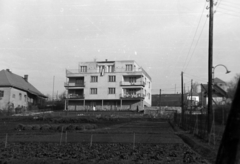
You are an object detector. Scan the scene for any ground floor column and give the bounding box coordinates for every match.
[120,99,122,110]
[64,99,67,110]
[83,99,85,110]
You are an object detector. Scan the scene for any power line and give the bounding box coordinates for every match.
[182,1,207,71]
[183,18,208,72]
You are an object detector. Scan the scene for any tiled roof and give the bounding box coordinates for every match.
[214,77,226,84]
[0,69,47,98]
[201,83,227,97]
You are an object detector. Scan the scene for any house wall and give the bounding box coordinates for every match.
[9,88,28,109]
[0,87,11,110]
[0,87,28,111]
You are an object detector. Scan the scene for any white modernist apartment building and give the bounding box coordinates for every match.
[65,60,152,111]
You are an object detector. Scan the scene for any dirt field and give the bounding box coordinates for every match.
[0,112,210,163]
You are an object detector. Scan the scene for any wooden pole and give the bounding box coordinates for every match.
[207,0,214,136]
[60,126,63,145]
[181,72,184,127]
[65,131,67,143]
[5,133,8,148]
[190,79,193,115]
[133,133,135,150]
[159,89,161,112]
[90,134,93,147]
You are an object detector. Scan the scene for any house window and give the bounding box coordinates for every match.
[109,75,116,82]
[0,90,4,97]
[12,94,15,98]
[148,93,150,99]
[80,66,87,72]
[24,95,27,102]
[149,82,150,88]
[91,76,98,82]
[108,88,115,94]
[90,88,97,94]
[126,64,133,71]
[19,93,22,100]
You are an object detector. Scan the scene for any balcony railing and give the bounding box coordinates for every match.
[120,81,146,86]
[67,94,85,99]
[64,82,85,87]
[120,93,145,99]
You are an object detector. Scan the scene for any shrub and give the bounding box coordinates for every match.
[40,124,51,130]
[66,124,74,131]
[24,125,33,130]
[85,124,97,130]
[15,124,25,131]
[32,125,41,130]
[75,125,85,130]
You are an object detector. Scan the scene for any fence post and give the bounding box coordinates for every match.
[5,133,8,148]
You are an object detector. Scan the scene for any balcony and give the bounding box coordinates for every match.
[67,94,85,99]
[120,81,146,86]
[120,93,145,99]
[64,82,85,87]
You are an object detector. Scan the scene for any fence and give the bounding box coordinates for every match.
[173,105,230,141]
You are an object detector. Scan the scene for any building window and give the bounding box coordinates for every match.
[24,95,27,102]
[108,65,114,72]
[129,77,136,83]
[0,90,4,97]
[126,64,133,71]
[149,82,150,88]
[80,66,87,72]
[108,88,115,94]
[148,93,150,99]
[109,75,116,82]
[19,93,22,100]
[91,76,98,82]
[12,94,15,98]
[90,88,97,94]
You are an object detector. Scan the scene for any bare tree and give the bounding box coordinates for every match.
[192,82,199,95]
[227,74,240,99]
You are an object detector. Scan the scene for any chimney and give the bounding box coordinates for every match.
[6,69,10,72]
[24,75,28,82]
[105,59,108,62]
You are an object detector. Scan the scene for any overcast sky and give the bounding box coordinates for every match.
[0,0,239,96]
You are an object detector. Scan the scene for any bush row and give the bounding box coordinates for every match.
[15,123,97,131]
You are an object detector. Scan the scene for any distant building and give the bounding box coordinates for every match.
[200,82,228,106]
[152,94,187,107]
[213,77,228,92]
[0,69,47,111]
[151,94,187,113]
[65,60,151,111]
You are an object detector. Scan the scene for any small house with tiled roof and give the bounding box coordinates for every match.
[213,77,228,92]
[0,69,47,111]
[200,82,228,106]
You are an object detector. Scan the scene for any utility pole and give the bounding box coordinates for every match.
[175,84,176,94]
[181,72,184,127]
[208,0,214,135]
[159,89,161,112]
[190,79,193,115]
[52,76,55,101]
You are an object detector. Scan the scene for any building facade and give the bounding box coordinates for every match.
[65,60,152,111]
[0,69,47,112]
